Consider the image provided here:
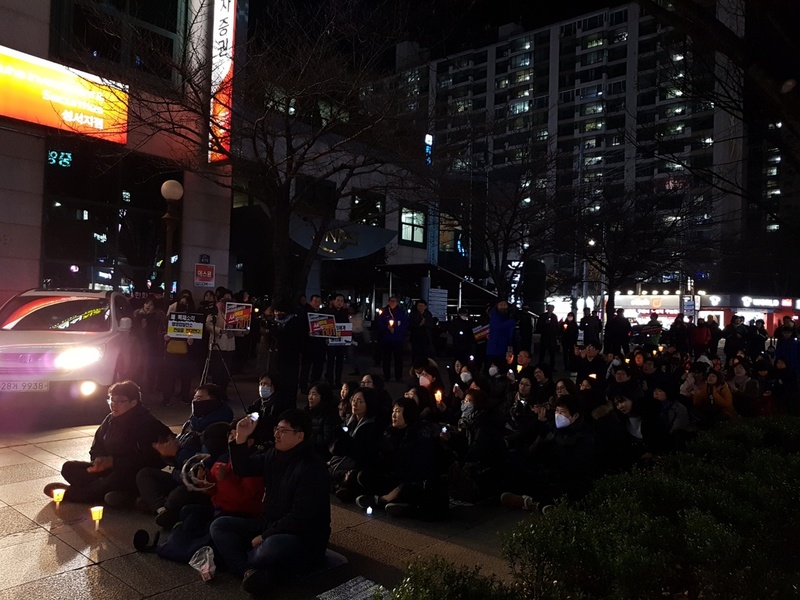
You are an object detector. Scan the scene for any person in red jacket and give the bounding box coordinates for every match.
[690,317,712,359]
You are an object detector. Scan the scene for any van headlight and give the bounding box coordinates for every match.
[55,346,104,370]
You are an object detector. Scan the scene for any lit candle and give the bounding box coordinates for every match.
[366,506,373,516]
[90,505,103,530]
[434,390,442,404]
[652,350,657,356]
[52,488,65,506]
[516,364,522,373]
[658,345,664,352]
[388,319,395,327]
[589,373,597,379]
[625,358,630,364]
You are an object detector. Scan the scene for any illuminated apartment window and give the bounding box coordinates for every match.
[509,100,530,115]
[582,102,603,115]
[515,70,533,83]
[582,119,604,132]
[400,207,426,246]
[584,156,602,166]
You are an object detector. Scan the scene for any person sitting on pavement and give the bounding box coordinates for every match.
[355,397,446,519]
[209,409,331,596]
[245,372,287,446]
[443,388,509,503]
[501,395,596,513]
[43,380,172,506]
[305,382,341,461]
[136,383,233,525]
[403,384,437,422]
[328,387,383,502]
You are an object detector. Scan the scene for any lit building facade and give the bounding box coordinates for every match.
[0,0,233,304]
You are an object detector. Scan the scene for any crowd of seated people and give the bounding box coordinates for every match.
[39,327,799,596]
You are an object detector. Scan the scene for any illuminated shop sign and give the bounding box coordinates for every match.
[741,296,779,308]
[208,0,237,162]
[0,45,128,144]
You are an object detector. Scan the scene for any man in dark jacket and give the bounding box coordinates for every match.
[408,299,435,364]
[376,296,408,382]
[536,304,560,369]
[43,380,171,504]
[210,409,331,595]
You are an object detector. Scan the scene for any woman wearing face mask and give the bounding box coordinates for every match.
[442,389,508,503]
[501,395,596,512]
[243,372,285,445]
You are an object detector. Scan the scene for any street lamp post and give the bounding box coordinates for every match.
[160,180,184,300]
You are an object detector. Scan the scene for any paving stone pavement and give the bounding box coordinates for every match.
[0,369,530,599]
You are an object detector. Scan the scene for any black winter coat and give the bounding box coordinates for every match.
[229,439,331,559]
[90,403,172,477]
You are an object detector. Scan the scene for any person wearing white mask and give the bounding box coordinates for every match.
[441,389,508,503]
[244,373,287,445]
[501,395,596,513]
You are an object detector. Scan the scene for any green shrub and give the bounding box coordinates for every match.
[391,417,800,600]
[386,556,510,600]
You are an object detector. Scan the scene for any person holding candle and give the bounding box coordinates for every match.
[43,380,172,505]
[376,296,408,382]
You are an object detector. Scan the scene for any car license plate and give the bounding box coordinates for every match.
[0,381,49,392]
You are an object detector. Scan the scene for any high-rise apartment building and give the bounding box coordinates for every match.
[397,2,760,298]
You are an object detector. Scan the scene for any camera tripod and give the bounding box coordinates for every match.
[200,313,248,413]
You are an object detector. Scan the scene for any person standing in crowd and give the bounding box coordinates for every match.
[271,297,305,403]
[706,315,722,356]
[721,315,748,363]
[376,296,408,382]
[605,308,631,355]
[560,312,579,372]
[746,318,769,359]
[409,299,435,364]
[299,294,326,395]
[667,314,690,355]
[579,307,602,347]
[486,300,516,373]
[449,307,476,365]
[131,295,166,396]
[517,305,534,354]
[163,290,196,405]
[536,304,560,370]
[690,317,712,359]
[324,294,350,388]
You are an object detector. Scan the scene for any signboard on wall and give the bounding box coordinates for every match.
[208,0,237,162]
[194,263,216,287]
[0,44,128,144]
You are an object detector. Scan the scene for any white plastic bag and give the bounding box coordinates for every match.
[189,545,216,582]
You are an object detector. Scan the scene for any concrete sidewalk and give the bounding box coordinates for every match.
[0,370,528,599]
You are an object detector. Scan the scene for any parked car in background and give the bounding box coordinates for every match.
[0,289,133,424]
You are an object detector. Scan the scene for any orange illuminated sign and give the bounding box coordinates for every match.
[0,45,128,144]
[208,0,237,162]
